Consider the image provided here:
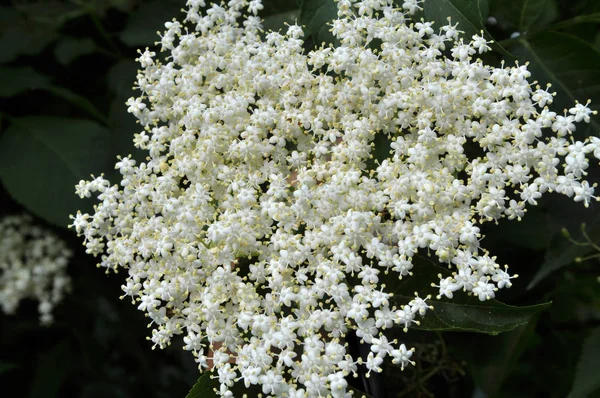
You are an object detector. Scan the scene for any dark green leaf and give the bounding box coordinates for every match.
[54,36,96,65]
[28,340,73,398]
[489,0,557,32]
[569,327,600,398]
[508,32,600,137]
[0,360,18,375]
[107,60,146,168]
[411,296,551,334]
[423,0,510,56]
[389,257,551,334]
[262,10,300,33]
[0,116,111,227]
[299,0,339,47]
[42,85,109,125]
[120,1,183,47]
[0,67,50,97]
[0,6,59,63]
[0,67,107,124]
[485,207,557,250]
[518,0,550,31]
[186,372,218,398]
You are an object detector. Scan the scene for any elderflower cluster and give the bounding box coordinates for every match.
[71,0,599,395]
[0,214,71,325]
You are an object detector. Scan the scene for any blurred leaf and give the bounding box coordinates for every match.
[0,67,50,97]
[120,1,183,47]
[107,60,146,167]
[0,6,61,63]
[0,67,107,124]
[107,59,138,96]
[423,0,510,56]
[54,36,96,65]
[14,1,86,28]
[508,32,600,136]
[489,0,558,32]
[299,0,339,46]
[43,85,109,125]
[29,340,73,398]
[518,0,550,31]
[486,207,556,250]
[469,317,540,396]
[569,327,600,398]
[0,116,111,227]
[390,257,551,334]
[262,10,300,32]
[0,360,18,375]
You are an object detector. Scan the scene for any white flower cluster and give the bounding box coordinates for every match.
[0,214,71,325]
[71,0,599,395]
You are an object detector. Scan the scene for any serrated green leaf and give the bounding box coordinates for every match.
[569,327,600,398]
[508,32,600,137]
[0,116,111,227]
[299,0,339,47]
[186,372,219,398]
[389,257,551,334]
[411,296,551,334]
[0,67,50,97]
[42,85,109,125]
[54,36,96,65]
[423,0,510,56]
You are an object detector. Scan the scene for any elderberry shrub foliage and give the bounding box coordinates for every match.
[0,0,599,397]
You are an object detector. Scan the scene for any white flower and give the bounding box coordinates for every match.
[72,0,600,395]
[1,214,72,324]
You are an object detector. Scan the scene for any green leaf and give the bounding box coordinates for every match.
[29,340,73,398]
[569,327,600,398]
[0,6,59,63]
[299,0,339,47]
[485,207,557,250]
[508,32,600,136]
[262,10,300,33]
[0,67,51,97]
[422,0,510,56]
[489,0,557,32]
[518,0,550,31]
[107,60,146,167]
[43,85,109,125]
[389,257,551,334]
[0,116,111,227]
[0,360,18,375]
[54,36,96,65]
[120,1,183,47]
[186,372,218,398]
[0,67,107,124]
[412,296,551,334]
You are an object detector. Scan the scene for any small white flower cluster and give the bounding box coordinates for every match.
[71,0,599,395]
[0,214,71,325]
